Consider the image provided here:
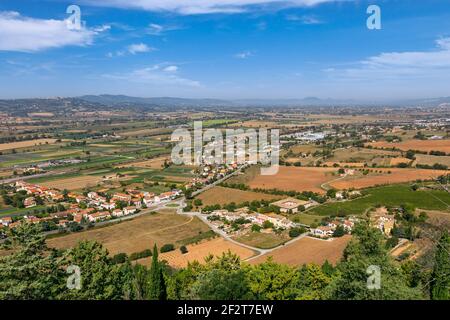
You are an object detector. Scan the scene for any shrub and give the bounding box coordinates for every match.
[160,244,175,253]
[180,246,188,254]
[111,253,128,264]
[129,249,152,261]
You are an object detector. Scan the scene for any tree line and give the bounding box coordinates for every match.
[0,222,448,300]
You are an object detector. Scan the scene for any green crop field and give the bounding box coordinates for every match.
[306,184,450,217]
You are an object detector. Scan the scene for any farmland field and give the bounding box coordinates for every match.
[368,139,450,153]
[414,154,450,167]
[329,168,448,190]
[0,139,58,151]
[329,147,400,163]
[196,186,282,206]
[137,237,256,268]
[250,235,352,266]
[47,212,211,255]
[39,175,106,190]
[233,231,291,249]
[117,156,170,169]
[246,166,336,194]
[307,185,450,216]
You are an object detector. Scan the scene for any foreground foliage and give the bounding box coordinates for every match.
[0,222,448,300]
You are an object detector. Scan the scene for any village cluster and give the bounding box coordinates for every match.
[0,180,182,230]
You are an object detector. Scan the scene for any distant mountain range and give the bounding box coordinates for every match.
[78,94,450,108]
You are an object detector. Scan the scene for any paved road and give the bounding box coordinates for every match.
[179,208,309,261]
[0,170,71,185]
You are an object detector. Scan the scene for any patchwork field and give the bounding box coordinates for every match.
[330,168,449,190]
[368,139,450,153]
[196,186,282,206]
[40,175,104,190]
[0,139,58,151]
[118,156,170,169]
[137,237,256,268]
[414,154,450,167]
[308,185,450,216]
[47,212,211,256]
[329,147,400,163]
[246,166,336,194]
[250,235,352,266]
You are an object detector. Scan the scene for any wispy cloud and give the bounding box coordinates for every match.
[147,23,183,35]
[127,43,155,54]
[107,43,156,57]
[285,14,323,24]
[234,51,254,59]
[0,11,102,52]
[324,37,450,81]
[103,64,201,87]
[82,0,344,15]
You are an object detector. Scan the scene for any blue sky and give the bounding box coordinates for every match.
[0,0,450,100]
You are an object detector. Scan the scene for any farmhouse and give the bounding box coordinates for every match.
[312,226,334,238]
[23,197,36,208]
[88,211,111,222]
[112,209,124,217]
[0,217,13,226]
[371,212,395,236]
[123,206,137,215]
[271,197,312,213]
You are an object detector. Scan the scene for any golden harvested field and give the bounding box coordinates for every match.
[368,139,450,153]
[324,162,366,168]
[27,112,55,117]
[329,168,449,190]
[0,138,57,151]
[229,120,283,128]
[121,128,172,137]
[289,145,320,154]
[247,166,336,194]
[196,186,282,206]
[41,175,103,190]
[389,157,412,166]
[131,157,170,169]
[250,235,352,266]
[137,237,256,268]
[415,154,450,167]
[47,213,211,256]
[330,147,400,162]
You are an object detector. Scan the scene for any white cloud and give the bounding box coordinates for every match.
[0,11,98,52]
[127,43,155,54]
[163,65,179,72]
[103,64,200,87]
[82,0,342,15]
[93,24,111,32]
[285,14,323,24]
[325,37,450,81]
[234,51,253,59]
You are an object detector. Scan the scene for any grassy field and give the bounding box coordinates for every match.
[196,186,282,207]
[250,235,352,266]
[47,211,211,255]
[137,237,256,269]
[246,166,336,194]
[233,231,290,249]
[306,184,450,217]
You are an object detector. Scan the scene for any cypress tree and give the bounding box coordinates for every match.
[431,230,450,300]
[148,244,166,300]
